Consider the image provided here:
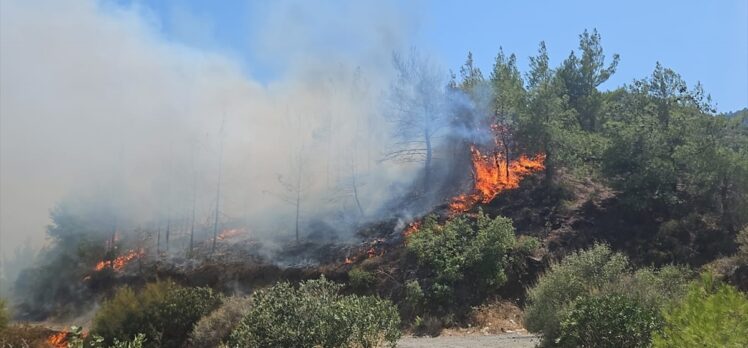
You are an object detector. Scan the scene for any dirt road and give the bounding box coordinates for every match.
[397,333,539,348]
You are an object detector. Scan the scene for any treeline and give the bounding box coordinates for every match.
[452,29,748,265]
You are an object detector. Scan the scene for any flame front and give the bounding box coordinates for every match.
[450,146,545,214]
[94,248,144,271]
[46,331,68,348]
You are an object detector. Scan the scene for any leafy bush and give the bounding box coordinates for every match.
[92,281,222,348]
[557,294,661,348]
[68,326,146,348]
[524,244,690,346]
[401,280,425,319]
[189,296,251,348]
[348,267,377,292]
[406,211,515,306]
[228,277,400,348]
[0,298,8,331]
[653,275,748,348]
[524,244,629,341]
[738,226,748,262]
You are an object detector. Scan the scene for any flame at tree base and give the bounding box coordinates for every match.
[450,146,545,214]
[94,248,144,271]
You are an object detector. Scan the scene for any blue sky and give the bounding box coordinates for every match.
[119,0,746,112]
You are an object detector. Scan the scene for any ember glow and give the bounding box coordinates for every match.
[94,249,144,271]
[46,331,68,348]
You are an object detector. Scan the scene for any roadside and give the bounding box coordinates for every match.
[398,333,539,348]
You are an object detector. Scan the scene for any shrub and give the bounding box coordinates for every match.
[652,275,748,348]
[228,277,400,348]
[524,244,691,347]
[0,298,8,331]
[738,226,748,262]
[189,296,251,348]
[401,280,425,318]
[557,294,661,348]
[92,281,222,348]
[524,244,629,341]
[406,211,515,305]
[348,267,377,292]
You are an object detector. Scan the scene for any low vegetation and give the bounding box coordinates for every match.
[653,275,748,348]
[0,298,8,331]
[92,281,222,348]
[524,244,691,347]
[228,277,400,348]
[406,211,519,314]
[188,296,252,348]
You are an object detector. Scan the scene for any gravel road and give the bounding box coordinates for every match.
[397,333,539,348]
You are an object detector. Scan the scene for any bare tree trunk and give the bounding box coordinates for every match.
[352,173,364,217]
[294,161,302,242]
[424,128,432,192]
[211,119,226,255]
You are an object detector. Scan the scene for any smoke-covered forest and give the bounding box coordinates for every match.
[1,1,747,347]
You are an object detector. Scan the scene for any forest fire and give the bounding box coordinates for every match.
[403,221,421,238]
[94,248,144,271]
[449,146,545,214]
[46,331,68,348]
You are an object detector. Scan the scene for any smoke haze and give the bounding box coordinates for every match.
[0,0,441,259]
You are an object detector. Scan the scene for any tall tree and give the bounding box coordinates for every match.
[385,48,449,192]
[490,48,526,178]
[557,29,619,132]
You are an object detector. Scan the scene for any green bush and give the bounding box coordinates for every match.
[68,326,146,348]
[524,244,629,341]
[228,277,400,348]
[92,281,222,348]
[348,267,377,292]
[0,298,9,331]
[406,211,515,305]
[738,226,748,262]
[524,244,690,347]
[557,294,661,348]
[653,275,748,348]
[189,296,252,348]
[401,280,425,319]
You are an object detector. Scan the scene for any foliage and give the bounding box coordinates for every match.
[406,211,516,309]
[68,326,146,348]
[348,267,377,292]
[557,294,661,348]
[189,296,252,348]
[524,244,690,346]
[92,281,222,348]
[0,298,8,331]
[738,226,748,262]
[228,277,400,348]
[401,280,425,319]
[652,275,748,348]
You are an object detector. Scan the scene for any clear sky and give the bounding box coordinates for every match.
[117,0,747,112]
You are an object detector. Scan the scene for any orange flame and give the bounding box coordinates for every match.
[344,257,353,264]
[95,248,144,271]
[46,331,68,348]
[403,221,421,238]
[449,146,545,214]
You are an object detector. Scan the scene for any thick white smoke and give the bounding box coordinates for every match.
[0,0,434,260]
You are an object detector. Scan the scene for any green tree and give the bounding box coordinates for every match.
[653,275,748,348]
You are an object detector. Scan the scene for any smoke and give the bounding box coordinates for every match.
[0,0,444,263]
